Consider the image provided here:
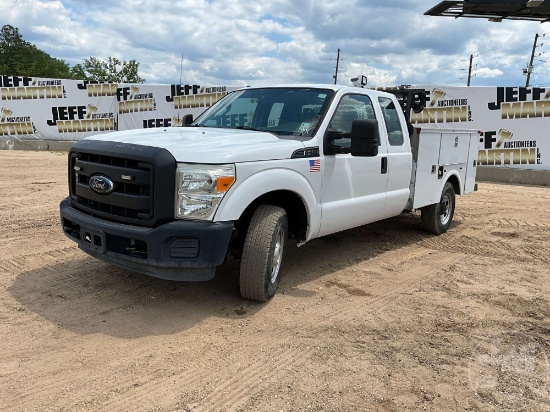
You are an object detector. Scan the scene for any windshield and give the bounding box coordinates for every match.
[193,87,334,138]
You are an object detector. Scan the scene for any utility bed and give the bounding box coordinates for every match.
[409,128,479,210]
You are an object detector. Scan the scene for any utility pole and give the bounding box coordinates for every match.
[333,49,340,84]
[526,33,539,88]
[467,54,473,86]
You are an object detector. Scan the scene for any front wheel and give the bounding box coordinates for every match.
[239,205,288,302]
[421,181,455,235]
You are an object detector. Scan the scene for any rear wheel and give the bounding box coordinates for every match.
[239,205,288,302]
[421,181,455,235]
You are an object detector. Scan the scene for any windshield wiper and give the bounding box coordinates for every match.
[234,126,265,132]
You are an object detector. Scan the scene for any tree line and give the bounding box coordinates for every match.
[0,25,145,83]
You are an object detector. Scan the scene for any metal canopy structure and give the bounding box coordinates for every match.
[425,0,550,22]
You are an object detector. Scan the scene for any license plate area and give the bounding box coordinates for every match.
[80,227,106,254]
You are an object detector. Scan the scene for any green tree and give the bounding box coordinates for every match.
[71,56,145,83]
[0,24,72,78]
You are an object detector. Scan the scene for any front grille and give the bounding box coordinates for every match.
[68,140,176,227]
[71,152,154,220]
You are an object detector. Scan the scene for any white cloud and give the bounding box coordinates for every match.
[2,0,548,87]
[474,67,504,78]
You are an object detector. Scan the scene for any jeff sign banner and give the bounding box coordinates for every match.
[413,85,549,170]
[2,76,549,170]
[116,84,230,131]
[0,75,235,141]
[0,76,117,140]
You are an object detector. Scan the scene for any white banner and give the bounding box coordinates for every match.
[2,77,549,170]
[116,84,237,131]
[412,85,549,170]
[0,77,117,141]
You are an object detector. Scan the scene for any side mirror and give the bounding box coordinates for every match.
[350,119,379,157]
[183,114,193,126]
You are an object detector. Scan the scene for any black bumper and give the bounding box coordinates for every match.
[60,198,234,281]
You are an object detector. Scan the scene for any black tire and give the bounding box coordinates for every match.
[239,205,288,302]
[421,182,455,235]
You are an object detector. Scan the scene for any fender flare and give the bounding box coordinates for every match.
[214,168,321,240]
[441,169,463,196]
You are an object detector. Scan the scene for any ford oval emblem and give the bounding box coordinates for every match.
[89,175,115,195]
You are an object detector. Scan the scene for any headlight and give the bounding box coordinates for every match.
[175,164,235,220]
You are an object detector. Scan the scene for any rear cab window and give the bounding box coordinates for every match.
[378,96,404,146]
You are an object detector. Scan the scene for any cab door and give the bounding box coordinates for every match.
[377,95,413,219]
[318,93,389,237]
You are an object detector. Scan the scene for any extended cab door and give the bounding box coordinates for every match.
[318,92,389,237]
[376,95,413,219]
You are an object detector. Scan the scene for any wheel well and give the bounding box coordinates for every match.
[446,174,461,196]
[230,190,308,253]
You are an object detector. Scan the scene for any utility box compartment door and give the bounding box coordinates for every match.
[439,133,471,166]
[465,133,479,194]
[412,131,442,209]
[412,129,479,209]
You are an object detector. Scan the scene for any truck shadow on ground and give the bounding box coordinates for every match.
[8,212,462,339]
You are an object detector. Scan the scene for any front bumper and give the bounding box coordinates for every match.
[60,198,233,281]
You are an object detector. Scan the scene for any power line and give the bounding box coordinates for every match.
[471,32,549,56]
[415,32,550,85]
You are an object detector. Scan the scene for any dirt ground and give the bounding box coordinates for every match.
[0,150,548,412]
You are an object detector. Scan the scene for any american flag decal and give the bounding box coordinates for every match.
[309,159,320,172]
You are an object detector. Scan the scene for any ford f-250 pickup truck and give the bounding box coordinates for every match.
[60,84,478,301]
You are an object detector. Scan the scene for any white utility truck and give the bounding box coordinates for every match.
[60,84,479,301]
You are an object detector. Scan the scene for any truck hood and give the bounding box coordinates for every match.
[86,127,306,163]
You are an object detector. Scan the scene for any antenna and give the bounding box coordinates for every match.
[179,53,184,85]
[176,53,184,124]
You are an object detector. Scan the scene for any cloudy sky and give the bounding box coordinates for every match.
[4,0,550,87]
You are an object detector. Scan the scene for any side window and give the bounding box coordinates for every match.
[328,94,377,150]
[378,96,404,146]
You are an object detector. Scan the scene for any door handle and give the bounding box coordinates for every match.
[381,157,388,174]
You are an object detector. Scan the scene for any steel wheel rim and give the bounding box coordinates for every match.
[270,226,284,284]
[440,193,452,226]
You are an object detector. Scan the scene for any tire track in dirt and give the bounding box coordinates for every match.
[63,349,229,412]
[418,231,548,265]
[0,219,59,234]
[7,336,234,411]
[435,215,550,265]
[0,259,26,276]
[279,217,468,330]
[0,247,80,276]
[323,251,465,323]
[519,244,550,265]
[3,369,95,411]
[3,248,144,328]
[96,341,307,411]
[489,218,550,230]
[281,228,466,330]
[188,344,314,412]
